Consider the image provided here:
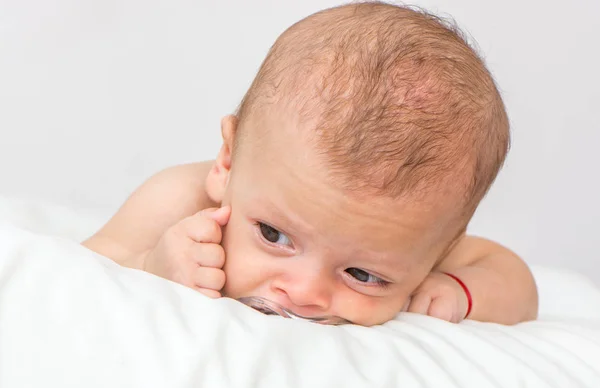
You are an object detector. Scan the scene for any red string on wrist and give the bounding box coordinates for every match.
[442,272,473,319]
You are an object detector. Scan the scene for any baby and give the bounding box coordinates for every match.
[83,2,538,326]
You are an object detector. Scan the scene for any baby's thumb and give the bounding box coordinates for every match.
[202,206,231,226]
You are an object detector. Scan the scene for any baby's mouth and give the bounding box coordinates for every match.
[237,296,351,325]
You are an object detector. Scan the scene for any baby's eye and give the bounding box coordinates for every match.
[345,268,387,286]
[258,222,291,246]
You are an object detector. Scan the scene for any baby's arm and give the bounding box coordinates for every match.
[413,234,538,324]
[82,162,216,268]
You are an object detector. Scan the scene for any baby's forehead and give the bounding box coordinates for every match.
[244,105,471,213]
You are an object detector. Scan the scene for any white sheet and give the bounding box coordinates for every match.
[0,198,600,387]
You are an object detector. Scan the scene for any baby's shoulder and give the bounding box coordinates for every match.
[160,161,213,186]
[155,161,216,211]
[117,161,217,224]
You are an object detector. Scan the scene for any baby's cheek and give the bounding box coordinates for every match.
[337,290,410,326]
[221,242,268,298]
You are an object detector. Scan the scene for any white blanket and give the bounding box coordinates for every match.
[0,206,600,387]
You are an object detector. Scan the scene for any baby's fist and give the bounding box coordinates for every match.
[143,206,231,298]
[406,272,469,323]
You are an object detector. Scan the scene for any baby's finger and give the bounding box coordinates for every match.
[201,206,231,227]
[179,214,222,244]
[195,288,222,299]
[193,267,226,291]
[427,296,456,322]
[189,243,225,268]
[406,292,432,315]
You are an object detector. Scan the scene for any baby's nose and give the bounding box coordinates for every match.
[271,269,333,312]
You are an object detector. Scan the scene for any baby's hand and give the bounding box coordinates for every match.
[142,206,231,298]
[406,272,469,323]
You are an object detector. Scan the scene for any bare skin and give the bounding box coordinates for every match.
[82,116,538,327]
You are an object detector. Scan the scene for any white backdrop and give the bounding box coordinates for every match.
[1,0,598,284]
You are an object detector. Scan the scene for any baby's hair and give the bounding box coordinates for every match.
[235,1,510,222]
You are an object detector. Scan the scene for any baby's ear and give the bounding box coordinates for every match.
[205,115,238,203]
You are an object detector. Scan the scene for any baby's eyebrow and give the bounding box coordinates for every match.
[250,198,311,235]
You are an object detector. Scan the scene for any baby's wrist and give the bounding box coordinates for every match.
[442,272,473,319]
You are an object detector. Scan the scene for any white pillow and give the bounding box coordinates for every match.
[0,220,599,388]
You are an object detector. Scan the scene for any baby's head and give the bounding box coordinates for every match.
[205,2,509,326]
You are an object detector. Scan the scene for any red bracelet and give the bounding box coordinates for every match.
[442,272,473,319]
